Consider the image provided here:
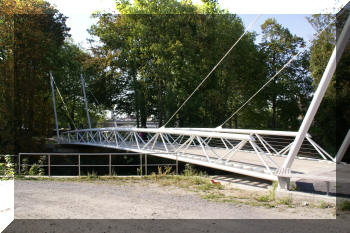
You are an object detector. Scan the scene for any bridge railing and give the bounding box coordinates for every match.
[167,128,335,161]
[59,127,335,181]
[14,153,178,177]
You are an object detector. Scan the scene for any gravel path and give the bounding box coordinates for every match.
[15,180,333,219]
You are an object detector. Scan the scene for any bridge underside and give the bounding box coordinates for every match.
[60,127,336,187]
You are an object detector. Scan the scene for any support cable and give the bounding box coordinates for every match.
[88,88,100,106]
[162,14,262,127]
[52,77,78,129]
[218,19,335,128]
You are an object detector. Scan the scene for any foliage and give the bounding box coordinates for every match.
[51,41,105,129]
[259,18,313,130]
[28,163,40,176]
[0,0,70,153]
[307,9,350,156]
[337,200,350,211]
[21,158,29,175]
[89,0,266,128]
[0,163,5,175]
[4,155,15,176]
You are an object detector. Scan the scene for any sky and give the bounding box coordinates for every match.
[47,0,347,49]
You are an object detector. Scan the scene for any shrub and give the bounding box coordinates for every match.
[28,164,40,176]
[87,170,98,179]
[338,200,350,211]
[21,158,29,175]
[4,155,15,176]
[184,164,196,176]
[0,163,4,175]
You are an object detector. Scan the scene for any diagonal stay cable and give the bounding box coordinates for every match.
[52,78,78,129]
[162,14,262,127]
[88,88,100,106]
[218,19,335,128]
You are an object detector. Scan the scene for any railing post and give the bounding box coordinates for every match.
[18,153,21,175]
[78,154,81,176]
[140,154,143,176]
[145,154,147,176]
[176,153,178,175]
[48,154,51,177]
[109,153,112,176]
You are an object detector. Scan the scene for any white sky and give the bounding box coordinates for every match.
[47,0,348,49]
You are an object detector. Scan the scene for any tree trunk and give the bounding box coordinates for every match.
[272,96,277,129]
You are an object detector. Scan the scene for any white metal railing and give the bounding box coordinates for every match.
[60,127,335,181]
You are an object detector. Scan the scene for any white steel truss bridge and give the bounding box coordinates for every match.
[55,14,350,189]
[60,127,336,183]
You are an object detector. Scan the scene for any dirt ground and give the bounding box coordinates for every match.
[14,179,335,219]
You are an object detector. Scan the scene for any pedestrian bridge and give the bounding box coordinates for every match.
[60,127,336,182]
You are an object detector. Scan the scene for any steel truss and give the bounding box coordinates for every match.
[60,127,335,181]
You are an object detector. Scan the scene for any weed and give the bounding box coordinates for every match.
[28,164,40,176]
[21,158,29,175]
[0,163,4,175]
[255,195,271,202]
[319,201,331,209]
[193,176,205,185]
[158,166,172,176]
[111,169,117,176]
[202,192,225,200]
[184,164,197,176]
[198,183,213,191]
[278,197,292,206]
[337,200,350,211]
[87,170,98,179]
[4,155,15,176]
[268,181,278,201]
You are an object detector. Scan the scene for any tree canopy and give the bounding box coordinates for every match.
[0,0,346,158]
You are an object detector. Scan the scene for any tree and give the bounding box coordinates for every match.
[51,40,105,129]
[259,18,312,130]
[89,0,266,128]
[307,8,350,156]
[0,0,70,153]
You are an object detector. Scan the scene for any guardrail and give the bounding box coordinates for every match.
[1,153,178,177]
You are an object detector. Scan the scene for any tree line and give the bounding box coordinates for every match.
[0,0,348,159]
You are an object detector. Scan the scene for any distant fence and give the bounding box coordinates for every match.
[1,153,179,177]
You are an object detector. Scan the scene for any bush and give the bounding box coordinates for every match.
[338,200,350,211]
[184,164,195,176]
[21,158,29,175]
[28,164,40,176]
[4,155,15,176]
[0,163,4,175]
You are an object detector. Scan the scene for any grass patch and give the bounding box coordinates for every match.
[319,201,332,209]
[337,200,350,211]
[255,195,271,202]
[201,192,225,200]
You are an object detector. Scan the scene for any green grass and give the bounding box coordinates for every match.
[337,200,350,211]
[319,201,332,209]
[277,197,292,207]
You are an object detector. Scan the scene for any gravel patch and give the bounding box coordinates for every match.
[15,180,334,219]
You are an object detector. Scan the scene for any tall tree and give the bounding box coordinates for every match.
[259,18,312,130]
[0,0,69,153]
[307,8,350,156]
[89,0,266,128]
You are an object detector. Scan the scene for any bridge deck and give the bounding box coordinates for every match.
[66,141,336,182]
[60,127,342,185]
